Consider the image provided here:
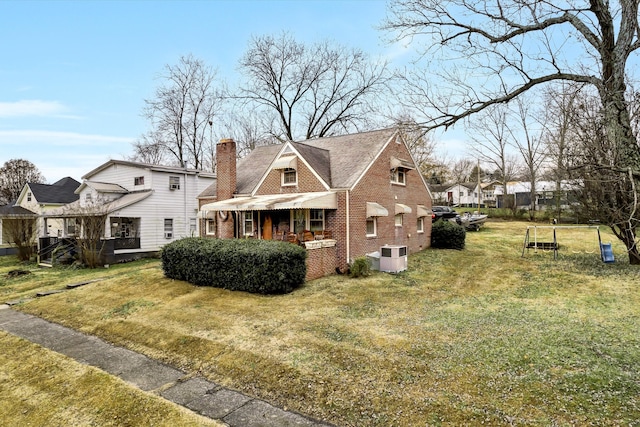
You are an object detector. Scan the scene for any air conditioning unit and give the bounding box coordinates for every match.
[379,245,407,273]
[164,232,173,239]
[169,184,180,190]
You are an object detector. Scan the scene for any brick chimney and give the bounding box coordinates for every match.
[216,138,236,239]
[216,138,236,201]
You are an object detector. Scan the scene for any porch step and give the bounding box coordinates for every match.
[38,262,53,268]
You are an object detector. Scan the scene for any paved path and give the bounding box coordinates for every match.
[0,305,335,427]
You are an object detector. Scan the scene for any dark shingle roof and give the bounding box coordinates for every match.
[291,142,331,186]
[0,202,36,216]
[299,128,397,188]
[28,177,80,204]
[201,128,400,197]
[236,144,282,194]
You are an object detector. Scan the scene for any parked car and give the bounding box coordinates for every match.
[432,206,460,223]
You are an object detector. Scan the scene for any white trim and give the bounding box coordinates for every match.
[366,217,377,237]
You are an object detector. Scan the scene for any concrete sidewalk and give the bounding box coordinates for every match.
[0,305,335,427]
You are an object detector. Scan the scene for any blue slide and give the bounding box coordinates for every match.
[600,243,615,263]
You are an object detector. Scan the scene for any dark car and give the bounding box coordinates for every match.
[431,206,460,223]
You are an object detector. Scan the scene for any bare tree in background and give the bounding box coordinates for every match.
[450,158,475,184]
[0,159,45,205]
[385,0,640,262]
[215,111,280,160]
[137,54,222,170]
[394,115,439,176]
[130,130,168,165]
[468,105,521,212]
[509,97,547,220]
[541,82,584,220]
[238,32,391,141]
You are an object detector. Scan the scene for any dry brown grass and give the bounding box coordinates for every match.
[3,221,639,426]
[0,331,222,427]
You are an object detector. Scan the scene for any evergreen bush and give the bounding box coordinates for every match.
[431,220,466,249]
[161,238,307,294]
[350,256,371,278]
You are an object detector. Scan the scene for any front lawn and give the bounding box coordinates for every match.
[2,221,639,426]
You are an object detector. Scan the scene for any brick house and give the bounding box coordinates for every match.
[199,128,433,279]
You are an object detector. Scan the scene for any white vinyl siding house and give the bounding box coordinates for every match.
[44,160,215,262]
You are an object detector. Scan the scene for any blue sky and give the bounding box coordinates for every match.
[0,0,465,183]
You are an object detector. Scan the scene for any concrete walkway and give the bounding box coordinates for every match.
[0,305,335,427]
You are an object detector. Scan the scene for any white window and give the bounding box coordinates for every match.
[169,176,180,190]
[244,212,254,236]
[85,193,92,202]
[395,214,403,227]
[164,218,173,239]
[391,168,406,185]
[66,218,78,236]
[189,217,197,235]
[417,217,424,233]
[282,168,297,186]
[366,217,377,237]
[309,209,324,232]
[206,219,216,236]
[134,176,144,186]
[27,192,32,202]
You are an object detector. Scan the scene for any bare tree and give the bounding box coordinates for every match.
[450,158,475,184]
[385,0,640,263]
[509,97,547,220]
[468,105,522,212]
[63,201,108,268]
[3,215,37,261]
[394,115,439,176]
[129,130,169,165]
[0,159,45,205]
[138,54,221,170]
[215,111,280,160]
[238,32,391,141]
[541,82,584,220]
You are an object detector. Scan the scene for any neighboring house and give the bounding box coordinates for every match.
[199,128,433,279]
[431,182,499,208]
[494,181,578,210]
[14,177,80,238]
[41,160,215,264]
[1,177,79,257]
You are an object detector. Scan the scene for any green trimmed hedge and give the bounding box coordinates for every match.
[431,220,466,250]
[161,238,307,294]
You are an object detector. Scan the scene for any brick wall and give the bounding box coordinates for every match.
[347,135,432,265]
[305,245,338,281]
[256,160,327,195]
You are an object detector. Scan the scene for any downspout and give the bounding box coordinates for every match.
[346,190,350,265]
[184,169,188,237]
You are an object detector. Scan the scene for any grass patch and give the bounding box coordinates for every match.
[4,221,640,426]
[0,331,221,426]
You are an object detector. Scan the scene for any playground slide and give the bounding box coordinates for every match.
[600,243,615,263]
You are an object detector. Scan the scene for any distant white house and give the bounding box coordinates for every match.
[494,181,578,209]
[41,160,215,264]
[429,181,500,207]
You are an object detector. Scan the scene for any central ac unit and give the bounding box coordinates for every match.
[379,245,407,273]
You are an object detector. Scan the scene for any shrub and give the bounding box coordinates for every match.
[161,238,307,294]
[431,220,466,249]
[350,256,371,278]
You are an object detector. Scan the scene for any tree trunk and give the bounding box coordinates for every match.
[613,223,640,265]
